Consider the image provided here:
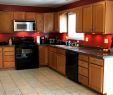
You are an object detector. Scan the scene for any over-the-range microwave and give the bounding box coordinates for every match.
[14,20,36,32]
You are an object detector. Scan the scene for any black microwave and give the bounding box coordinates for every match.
[14,20,36,32]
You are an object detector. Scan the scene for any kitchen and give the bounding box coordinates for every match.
[0,0,113,95]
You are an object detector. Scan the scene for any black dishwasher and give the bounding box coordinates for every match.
[66,50,78,82]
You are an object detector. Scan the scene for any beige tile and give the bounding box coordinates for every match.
[0,67,98,95]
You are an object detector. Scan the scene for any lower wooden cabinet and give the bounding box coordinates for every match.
[48,46,66,75]
[48,47,57,70]
[39,45,48,66]
[56,52,66,75]
[0,48,3,68]
[89,63,103,93]
[3,46,15,68]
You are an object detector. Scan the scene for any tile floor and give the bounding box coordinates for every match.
[0,67,99,95]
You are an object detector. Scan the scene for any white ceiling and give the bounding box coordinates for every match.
[0,0,80,7]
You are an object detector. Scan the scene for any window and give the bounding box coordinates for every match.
[59,13,67,33]
[68,13,84,40]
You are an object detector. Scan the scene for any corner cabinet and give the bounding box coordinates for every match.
[0,11,13,33]
[83,1,113,34]
[44,13,54,32]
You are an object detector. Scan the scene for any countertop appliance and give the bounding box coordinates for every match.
[12,37,39,70]
[14,20,36,32]
[66,50,78,82]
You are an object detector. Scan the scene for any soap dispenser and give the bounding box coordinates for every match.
[9,38,12,46]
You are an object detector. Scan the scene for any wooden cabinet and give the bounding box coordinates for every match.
[74,7,82,33]
[83,5,92,33]
[93,2,105,33]
[78,54,89,86]
[25,12,36,20]
[3,46,15,68]
[44,13,54,32]
[48,47,57,70]
[13,12,25,19]
[54,12,59,32]
[89,57,104,93]
[39,45,48,66]
[0,48,3,68]
[35,13,44,32]
[56,48,66,75]
[0,11,13,33]
[83,1,113,34]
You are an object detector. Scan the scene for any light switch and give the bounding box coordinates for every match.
[85,37,88,42]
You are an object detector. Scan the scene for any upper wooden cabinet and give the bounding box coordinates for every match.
[0,11,13,33]
[44,13,54,32]
[74,7,82,33]
[35,13,44,32]
[83,1,113,34]
[25,12,36,20]
[83,4,92,33]
[13,12,25,19]
[54,12,59,32]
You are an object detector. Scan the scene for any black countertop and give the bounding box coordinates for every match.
[50,45,113,59]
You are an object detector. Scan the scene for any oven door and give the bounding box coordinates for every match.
[15,45,38,70]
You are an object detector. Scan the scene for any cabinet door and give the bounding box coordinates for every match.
[35,13,44,32]
[54,12,59,32]
[48,51,57,70]
[74,7,82,33]
[93,2,105,33]
[0,11,13,33]
[89,63,103,93]
[83,5,92,33]
[56,54,66,75]
[0,48,3,68]
[13,12,25,19]
[25,12,36,20]
[39,46,48,66]
[44,13,54,32]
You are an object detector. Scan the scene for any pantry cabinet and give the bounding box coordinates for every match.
[0,11,13,33]
[44,13,54,32]
[39,45,48,66]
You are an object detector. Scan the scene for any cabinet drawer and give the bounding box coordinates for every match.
[3,47,15,52]
[56,48,65,55]
[4,56,15,62]
[78,60,88,68]
[4,52,15,56]
[89,57,103,66]
[79,66,88,77]
[79,54,88,61]
[79,74,88,86]
[3,62,15,68]
[49,47,56,52]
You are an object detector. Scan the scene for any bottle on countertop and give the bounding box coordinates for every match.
[9,38,12,46]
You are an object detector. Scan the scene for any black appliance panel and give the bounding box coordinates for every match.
[66,50,78,82]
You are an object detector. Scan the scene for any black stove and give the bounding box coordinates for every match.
[12,37,39,70]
